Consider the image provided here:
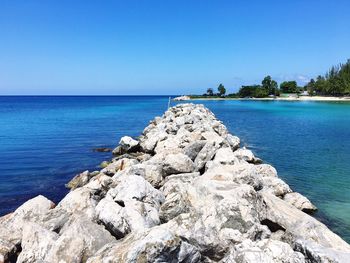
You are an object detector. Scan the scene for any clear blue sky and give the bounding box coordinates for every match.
[0,0,349,95]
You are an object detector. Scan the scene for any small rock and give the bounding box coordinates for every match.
[65,170,91,190]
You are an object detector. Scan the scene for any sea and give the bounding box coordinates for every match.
[0,96,349,242]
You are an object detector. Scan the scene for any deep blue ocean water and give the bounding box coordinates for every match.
[0,96,349,242]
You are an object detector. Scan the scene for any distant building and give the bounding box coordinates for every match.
[300,90,309,96]
[280,93,299,98]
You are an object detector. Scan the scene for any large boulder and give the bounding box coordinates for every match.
[260,177,292,197]
[96,197,160,239]
[106,174,164,209]
[65,170,92,190]
[254,164,278,178]
[119,136,139,151]
[154,137,183,154]
[96,174,164,238]
[161,178,266,260]
[57,187,98,219]
[221,239,305,263]
[183,140,206,161]
[122,162,164,188]
[258,192,350,258]
[163,153,195,175]
[101,158,138,176]
[44,216,115,263]
[283,192,317,213]
[140,130,168,153]
[202,162,262,190]
[86,226,201,263]
[213,147,240,165]
[234,147,262,164]
[224,134,240,151]
[159,174,197,222]
[113,136,139,155]
[194,141,221,172]
[0,195,55,262]
[17,223,58,263]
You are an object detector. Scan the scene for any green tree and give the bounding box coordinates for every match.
[314,75,327,95]
[238,85,268,98]
[306,79,315,96]
[309,59,350,96]
[218,84,226,96]
[261,76,278,95]
[206,88,214,96]
[280,81,298,93]
[271,80,278,95]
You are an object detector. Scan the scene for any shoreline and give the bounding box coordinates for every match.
[177,96,350,102]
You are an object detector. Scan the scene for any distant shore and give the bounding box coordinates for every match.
[174,96,350,102]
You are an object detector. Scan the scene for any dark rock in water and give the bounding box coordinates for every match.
[92,147,112,153]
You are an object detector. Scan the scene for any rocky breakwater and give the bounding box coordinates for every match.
[1,103,349,263]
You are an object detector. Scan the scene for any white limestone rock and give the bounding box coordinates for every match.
[183,140,206,161]
[106,174,164,209]
[163,153,195,175]
[221,239,305,263]
[0,195,55,262]
[194,140,221,172]
[44,216,115,263]
[260,177,292,197]
[17,223,58,263]
[234,147,262,164]
[254,163,278,177]
[86,226,201,263]
[224,134,240,151]
[154,136,183,154]
[119,136,139,152]
[101,158,138,176]
[258,192,350,257]
[57,187,98,219]
[213,147,240,165]
[66,170,92,190]
[283,192,317,213]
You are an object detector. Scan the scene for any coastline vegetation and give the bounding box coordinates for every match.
[190,59,350,99]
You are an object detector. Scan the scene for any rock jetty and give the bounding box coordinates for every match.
[1,103,349,263]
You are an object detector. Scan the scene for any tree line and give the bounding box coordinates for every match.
[199,59,350,98]
[305,59,350,96]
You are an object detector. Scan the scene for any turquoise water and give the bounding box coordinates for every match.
[0,96,349,242]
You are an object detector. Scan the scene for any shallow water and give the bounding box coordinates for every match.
[0,96,349,242]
